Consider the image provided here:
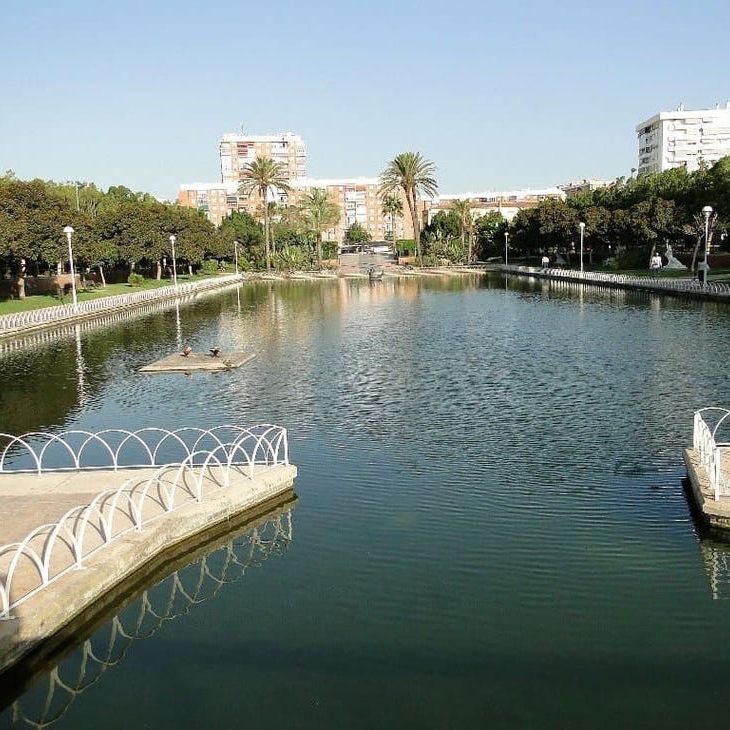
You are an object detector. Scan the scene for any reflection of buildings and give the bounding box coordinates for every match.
[1,502,295,729]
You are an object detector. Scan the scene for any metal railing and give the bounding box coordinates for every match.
[503,265,730,298]
[0,425,290,619]
[692,408,730,500]
[0,275,241,338]
[3,505,293,728]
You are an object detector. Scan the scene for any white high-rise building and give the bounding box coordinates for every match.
[636,103,730,176]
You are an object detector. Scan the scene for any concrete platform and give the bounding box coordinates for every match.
[0,461,296,673]
[138,351,255,372]
[683,447,730,531]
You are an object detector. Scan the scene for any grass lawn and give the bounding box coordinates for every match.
[0,274,217,316]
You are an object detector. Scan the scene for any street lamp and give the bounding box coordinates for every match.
[504,231,509,266]
[62,225,78,307]
[701,205,713,285]
[233,239,240,276]
[578,222,586,274]
[169,234,178,287]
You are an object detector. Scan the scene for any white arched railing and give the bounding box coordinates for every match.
[692,408,730,500]
[0,424,289,619]
[0,424,287,474]
[0,275,242,337]
[502,265,730,298]
[4,507,293,729]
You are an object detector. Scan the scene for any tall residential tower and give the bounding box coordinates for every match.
[636,103,730,175]
[219,132,306,186]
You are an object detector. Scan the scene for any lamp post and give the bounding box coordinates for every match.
[169,234,178,287]
[701,205,713,285]
[504,231,509,266]
[233,239,240,276]
[578,222,586,274]
[62,225,78,307]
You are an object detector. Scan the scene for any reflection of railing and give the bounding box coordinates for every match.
[0,275,241,338]
[0,425,289,619]
[693,408,730,500]
[2,506,294,729]
[503,265,730,298]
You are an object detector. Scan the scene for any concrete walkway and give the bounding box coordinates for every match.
[0,461,296,672]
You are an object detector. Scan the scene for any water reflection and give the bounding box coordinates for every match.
[698,536,730,600]
[0,500,295,729]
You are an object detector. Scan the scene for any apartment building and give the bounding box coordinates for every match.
[291,177,413,242]
[219,132,306,186]
[177,182,241,226]
[636,103,730,175]
[558,179,612,197]
[427,188,566,223]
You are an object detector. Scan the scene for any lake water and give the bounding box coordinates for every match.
[2,274,730,729]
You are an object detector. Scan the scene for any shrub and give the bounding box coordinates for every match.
[199,259,220,276]
[127,273,145,287]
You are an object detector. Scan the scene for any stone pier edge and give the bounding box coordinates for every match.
[0,463,297,675]
[503,265,730,303]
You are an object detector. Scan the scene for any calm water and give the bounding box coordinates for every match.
[2,274,730,729]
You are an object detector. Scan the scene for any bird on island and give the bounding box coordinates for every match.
[210,347,222,358]
[181,345,192,357]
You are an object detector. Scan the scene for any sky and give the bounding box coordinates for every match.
[1,0,729,200]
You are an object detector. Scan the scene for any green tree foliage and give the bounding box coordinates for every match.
[344,222,372,243]
[218,211,264,265]
[0,176,218,296]
[473,211,506,259]
[238,156,291,271]
[298,188,341,266]
[379,152,438,265]
[504,158,730,267]
[380,193,403,245]
[450,199,475,262]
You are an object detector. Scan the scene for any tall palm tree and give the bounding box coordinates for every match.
[451,199,474,263]
[381,193,403,258]
[379,152,437,265]
[298,188,341,266]
[239,157,290,271]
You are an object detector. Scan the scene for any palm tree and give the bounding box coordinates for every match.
[239,157,290,271]
[298,188,341,266]
[451,199,474,263]
[381,193,403,259]
[379,152,437,265]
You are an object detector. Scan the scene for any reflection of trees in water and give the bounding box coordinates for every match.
[0,502,294,729]
[699,537,730,600]
[0,288,240,437]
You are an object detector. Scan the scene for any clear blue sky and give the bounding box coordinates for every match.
[1,0,728,200]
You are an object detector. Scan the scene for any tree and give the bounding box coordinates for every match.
[379,152,438,265]
[298,188,341,266]
[238,157,291,271]
[344,222,372,243]
[450,199,474,262]
[218,211,264,266]
[381,193,403,251]
[473,211,505,260]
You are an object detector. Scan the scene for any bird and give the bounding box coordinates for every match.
[210,347,222,358]
[181,345,192,357]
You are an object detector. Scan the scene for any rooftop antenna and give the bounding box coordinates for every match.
[240,122,245,134]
